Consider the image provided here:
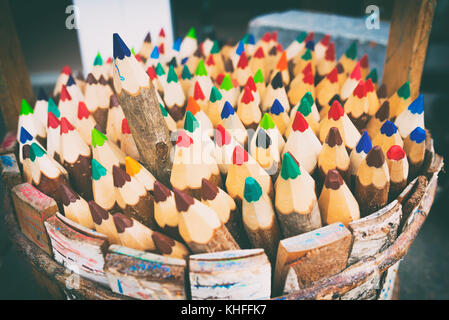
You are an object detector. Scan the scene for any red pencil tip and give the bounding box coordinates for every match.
[353,80,367,98]
[254,46,265,59]
[106,57,113,64]
[305,32,314,42]
[261,32,271,42]
[241,85,254,104]
[328,100,345,121]
[60,85,72,101]
[47,112,60,129]
[62,65,72,75]
[276,43,283,53]
[271,31,278,42]
[60,117,75,134]
[245,76,257,92]
[158,43,165,54]
[387,145,406,161]
[327,66,338,83]
[215,124,231,146]
[360,54,369,68]
[350,62,362,80]
[206,54,215,66]
[325,42,336,61]
[146,66,157,80]
[159,28,166,37]
[292,112,309,133]
[77,101,90,120]
[237,51,249,69]
[176,130,193,148]
[232,145,249,165]
[193,82,205,101]
[121,118,131,134]
[320,34,331,46]
[365,78,375,92]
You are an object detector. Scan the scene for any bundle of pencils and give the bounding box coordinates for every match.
[15,28,430,289]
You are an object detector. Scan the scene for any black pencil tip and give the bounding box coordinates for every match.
[113,33,131,59]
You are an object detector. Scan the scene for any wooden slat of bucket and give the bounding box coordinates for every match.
[0,153,22,189]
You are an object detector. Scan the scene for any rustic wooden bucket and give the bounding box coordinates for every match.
[2,132,443,300]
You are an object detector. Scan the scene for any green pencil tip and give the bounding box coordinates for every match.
[29,142,46,161]
[159,103,168,117]
[91,128,107,148]
[91,158,107,181]
[297,93,313,117]
[167,65,179,83]
[209,86,222,103]
[220,74,233,91]
[47,98,60,118]
[210,40,220,54]
[184,110,199,133]
[366,68,378,83]
[253,69,264,84]
[397,81,411,100]
[301,49,312,61]
[195,60,208,76]
[20,99,34,116]
[186,27,196,39]
[243,177,262,202]
[181,64,192,80]
[280,153,301,180]
[296,31,307,43]
[260,113,276,130]
[131,47,136,55]
[155,63,166,76]
[94,52,103,66]
[345,41,357,60]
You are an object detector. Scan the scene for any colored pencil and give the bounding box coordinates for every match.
[153,180,182,241]
[218,73,239,107]
[275,152,321,237]
[18,127,39,164]
[319,100,361,151]
[75,101,97,147]
[174,187,240,253]
[92,127,125,172]
[185,96,213,137]
[60,182,95,229]
[84,73,110,130]
[344,79,369,130]
[283,112,322,174]
[34,88,49,130]
[319,169,360,226]
[105,94,125,146]
[403,126,426,179]
[91,158,116,212]
[60,117,93,200]
[206,85,225,127]
[286,92,320,138]
[189,60,213,104]
[318,127,351,184]
[365,78,380,117]
[180,27,198,61]
[359,54,370,79]
[219,101,248,148]
[144,45,160,69]
[249,127,280,176]
[162,65,186,125]
[341,62,362,100]
[75,71,86,94]
[257,112,285,154]
[316,42,336,83]
[226,144,273,204]
[250,47,268,82]
[27,142,69,205]
[170,130,222,199]
[21,144,33,184]
[262,71,290,114]
[112,164,156,229]
[366,100,390,140]
[235,51,252,87]
[316,66,340,116]
[273,51,289,86]
[337,41,357,80]
[58,85,77,128]
[201,178,248,247]
[88,200,121,244]
[210,40,225,75]
[366,68,378,91]
[213,124,240,175]
[138,32,153,61]
[92,52,109,82]
[205,53,218,80]
[315,34,331,64]
[46,102,62,162]
[253,68,266,102]
[190,80,208,112]
[285,31,307,61]
[394,94,425,139]
[237,85,261,130]
[66,74,84,105]
[158,100,178,134]
[230,41,245,71]
[183,110,215,160]
[386,145,409,199]
[113,212,189,259]
[120,118,140,160]
[125,156,156,194]
[389,81,412,119]
[242,176,281,262]
[349,131,373,187]
[372,120,404,155]
[185,46,203,77]
[53,65,72,97]
[355,146,390,216]
[17,98,46,146]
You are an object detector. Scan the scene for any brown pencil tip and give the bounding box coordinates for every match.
[109,94,120,108]
[88,200,109,224]
[153,181,171,203]
[60,182,80,207]
[112,212,133,233]
[325,127,343,147]
[94,124,106,134]
[99,75,108,85]
[377,84,387,99]
[375,101,390,121]
[22,144,31,159]
[152,231,175,255]
[324,169,344,190]
[112,165,131,188]
[173,188,194,212]
[86,73,97,84]
[201,178,219,201]
[365,146,385,168]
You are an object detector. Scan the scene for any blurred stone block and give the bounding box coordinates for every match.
[248,10,390,80]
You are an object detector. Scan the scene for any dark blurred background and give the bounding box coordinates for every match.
[1,0,448,299]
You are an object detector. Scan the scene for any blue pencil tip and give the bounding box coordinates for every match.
[113,33,131,59]
[355,131,372,154]
[37,88,48,101]
[221,101,235,119]
[236,41,244,56]
[19,127,34,144]
[66,74,76,87]
[150,46,159,59]
[380,120,398,137]
[248,34,255,45]
[181,57,189,65]
[410,127,426,143]
[306,40,315,51]
[408,94,424,115]
[173,37,182,51]
[270,99,284,115]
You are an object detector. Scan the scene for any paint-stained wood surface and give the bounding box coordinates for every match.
[274,223,352,295]
[189,249,271,300]
[382,0,436,99]
[0,131,17,154]
[0,0,34,131]
[44,213,109,285]
[104,245,186,300]
[0,153,22,188]
[11,183,58,255]
[378,261,401,300]
[348,200,402,265]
